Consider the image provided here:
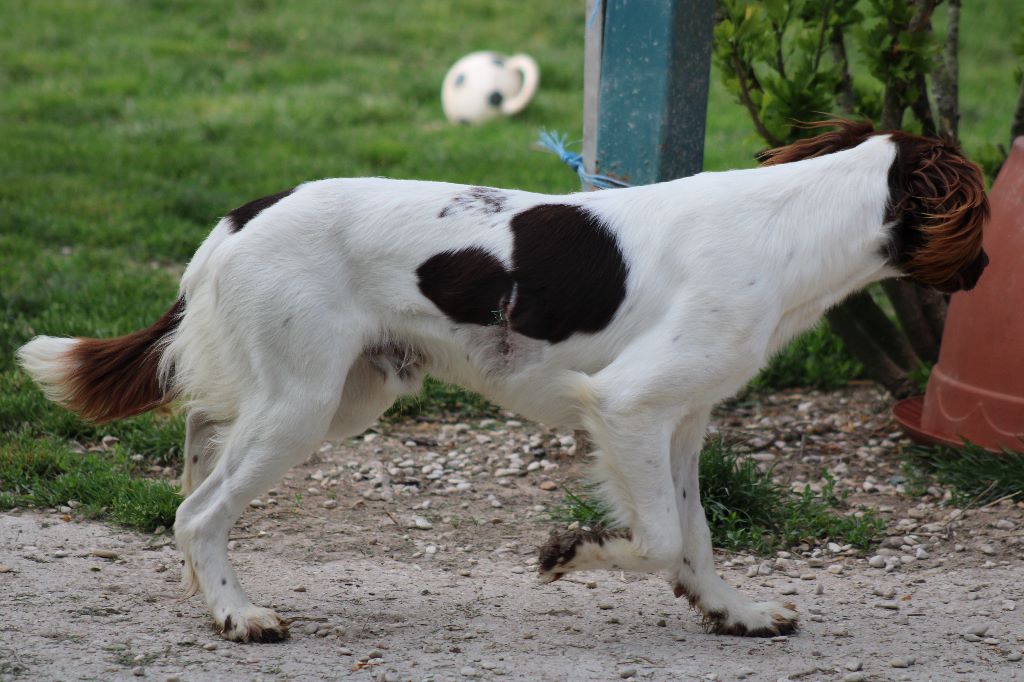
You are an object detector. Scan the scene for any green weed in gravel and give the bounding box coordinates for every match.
[553,438,882,554]
[902,442,1024,507]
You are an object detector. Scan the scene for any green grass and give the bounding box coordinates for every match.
[749,323,864,392]
[902,442,1024,507]
[553,438,883,554]
[1,1,1021,521]
[0,434,180,531]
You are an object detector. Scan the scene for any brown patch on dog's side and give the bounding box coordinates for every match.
[225,188,295,233]
[63,298,185,423]
[418,204,628,344]
[509,204,628,343]
[416,247,512,327]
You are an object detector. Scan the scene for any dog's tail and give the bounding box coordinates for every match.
[17,298,185,423]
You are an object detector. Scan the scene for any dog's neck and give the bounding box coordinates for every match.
[752,136,901,350]
[612,135,901,355]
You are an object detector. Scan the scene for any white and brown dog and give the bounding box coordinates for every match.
[18,120,988,642]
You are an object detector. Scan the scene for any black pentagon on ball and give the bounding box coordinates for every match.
[488,91,504,107]
[454,73,465,87]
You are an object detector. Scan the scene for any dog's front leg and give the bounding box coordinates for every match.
[669,410,799,636]
[537,380,683,580]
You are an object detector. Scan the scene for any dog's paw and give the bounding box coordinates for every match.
[216,606,289,643]
[537,525,632,582]
[699,600,799,637]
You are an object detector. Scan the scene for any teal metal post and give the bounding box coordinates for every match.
[588,0,715,186]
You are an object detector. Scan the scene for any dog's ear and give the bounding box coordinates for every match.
[758,119,876,166]
[885,134,989,292]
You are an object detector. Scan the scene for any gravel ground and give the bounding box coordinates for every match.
[2,386,1023,681]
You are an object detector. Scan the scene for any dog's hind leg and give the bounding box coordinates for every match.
[537,369,683,581]
[174,354,351,642]
[181,411,220,497]
[668,410,799,636]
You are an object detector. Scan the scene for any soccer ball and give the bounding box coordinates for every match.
[441,51,540,125]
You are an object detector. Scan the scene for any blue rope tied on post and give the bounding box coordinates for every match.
[536,130,631,190]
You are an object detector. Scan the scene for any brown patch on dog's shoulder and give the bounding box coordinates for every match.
[225,188,295,233]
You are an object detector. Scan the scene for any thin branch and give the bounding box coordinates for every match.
[911,72,939,137]
[882,280,942,363]
[843,290,919,371]
[770,6,791,79]
[880,15,906,130]
[825,304,917,398]
[731,54,785,147]
[934,0,961,140]
[1012,72,1024,144]
[811,0,833,73]
[909,0,940,33]
[830,26,857,115]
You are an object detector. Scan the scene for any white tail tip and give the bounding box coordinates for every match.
[16,336,78,405]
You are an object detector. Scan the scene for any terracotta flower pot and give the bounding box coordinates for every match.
[894,137,1024,453]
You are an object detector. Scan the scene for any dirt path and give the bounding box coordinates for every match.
[2,388,1023,680]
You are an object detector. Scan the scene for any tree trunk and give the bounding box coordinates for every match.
[825,306,918,398]
[842,290,919,370]
[881,280,943,364]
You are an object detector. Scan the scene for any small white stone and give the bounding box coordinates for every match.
[321,499,337,509]
[964,623,990,637]
[869,555,886,568]
[249,499,265,509]
[410,516,433,530]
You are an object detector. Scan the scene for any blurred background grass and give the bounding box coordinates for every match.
[1,0,1020,457]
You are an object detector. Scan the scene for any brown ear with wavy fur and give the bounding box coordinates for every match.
[886,134,989,291]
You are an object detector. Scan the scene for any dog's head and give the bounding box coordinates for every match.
[760,120,990,294]
[883,133,989,293]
